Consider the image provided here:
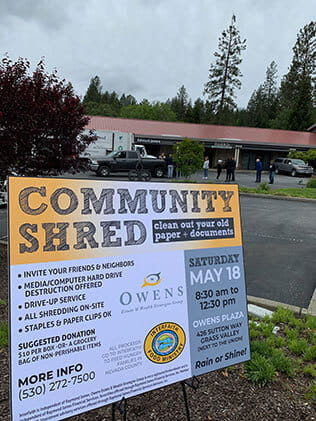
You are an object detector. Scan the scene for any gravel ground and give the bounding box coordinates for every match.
[0,245,315,421]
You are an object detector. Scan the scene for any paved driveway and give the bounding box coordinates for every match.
[240,196,316,309]
[192,169,311,190]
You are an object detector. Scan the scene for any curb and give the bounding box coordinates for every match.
[240,192,316,203]
[306,288,316,317]
[247,294,316,317]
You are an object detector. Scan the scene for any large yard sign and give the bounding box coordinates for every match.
[9,177,250,421]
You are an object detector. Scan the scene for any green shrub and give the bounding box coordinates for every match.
[265,337,276,348]
[288,338,308,355]
[249,321,261,339]
[0,299,6,306]
[303,364,316,378]
[274,336,286,348]
[259,321,275,337]
[288,317,304,330]
[306,178,316,188]
[306,331,316,345]
[250,340,274,357]
[271,307,295,324]
[305,315,316,329]
[303,345,316,362]
[258,182,270,192]
[305,384,316,402]
[0,322,8,348]
[285,327,299,341]
[245,353,276,386]
[270,349,296,377]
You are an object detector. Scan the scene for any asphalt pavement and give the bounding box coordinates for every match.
[240,195,315,310]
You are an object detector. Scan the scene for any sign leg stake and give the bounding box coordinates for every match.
[111,397,127,421]
[181,377,200,421]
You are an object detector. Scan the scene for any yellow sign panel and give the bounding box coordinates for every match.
[9,177,242,265]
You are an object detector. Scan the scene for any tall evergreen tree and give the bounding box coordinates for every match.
[169,85,190,121]
[192,98,205,123]
[83,75,102,103]
[247,61,279,128]
[263,61,278,104]
[247,85,266,127]
[275,21,316,130]
[204,15,246,124]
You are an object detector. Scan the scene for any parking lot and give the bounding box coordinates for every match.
[55,167,312,189]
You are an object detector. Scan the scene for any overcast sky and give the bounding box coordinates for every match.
[0,0,314,108]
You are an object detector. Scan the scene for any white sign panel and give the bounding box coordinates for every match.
[9,177,250,421]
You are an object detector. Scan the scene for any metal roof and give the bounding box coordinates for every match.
[85,116,316,147]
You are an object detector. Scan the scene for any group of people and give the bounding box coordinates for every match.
[159,152,276,184]
[255,158,276,184]
[203,156,236,182]
[159,153,175,178]
[204,156,277,184]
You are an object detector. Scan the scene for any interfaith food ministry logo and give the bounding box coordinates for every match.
[144,322,186,364]
[141,272,162,287]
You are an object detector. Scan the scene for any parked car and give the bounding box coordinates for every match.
[274,158,313,177]
[89,150,167,178]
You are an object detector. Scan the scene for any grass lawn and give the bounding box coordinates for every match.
[240,185,316,199]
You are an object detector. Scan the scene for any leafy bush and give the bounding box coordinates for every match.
[172,137,204,179]
[288,339,309,355]
[273,336,286,348]
[303,364,316,378]
[305,315,316,329]
[259,321,275,337]
[303,345,316,362]
[306,331,316,345]
[271,307,295,324]
[288,317,304,330]
[305,384,316,402]
[245,353,276,386]
[250,340,274,357]
[270,349,296,377]
[258,182,270,192]
[285,327,299,341]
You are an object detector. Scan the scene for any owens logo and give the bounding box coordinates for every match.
[142,272,162,288]
[144,322,185,364]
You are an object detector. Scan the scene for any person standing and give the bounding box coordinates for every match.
[255,158,263,182]
[216,159,223,180]
[203,156,209,179]
[231,157,236,181]
[269,160,276,184]
[225,158,233,182]
[165,154,174,178]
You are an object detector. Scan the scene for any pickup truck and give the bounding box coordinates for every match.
[89,150,167,178]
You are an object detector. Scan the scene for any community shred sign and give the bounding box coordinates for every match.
[8,177,250,421]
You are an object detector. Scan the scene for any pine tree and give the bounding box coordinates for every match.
[204,15,246,124]
[275,21,316,130]
[192,98,205,123]
[247,85,266,127]
[169,85,190,121]
[246,61,279,128]
[83,75,102,103]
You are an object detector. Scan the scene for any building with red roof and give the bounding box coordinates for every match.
[85,116,316,169]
